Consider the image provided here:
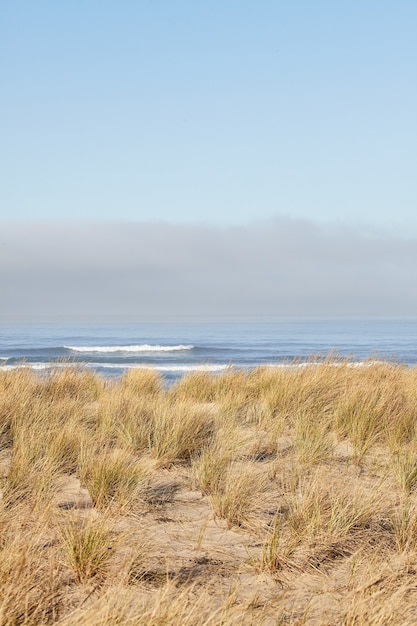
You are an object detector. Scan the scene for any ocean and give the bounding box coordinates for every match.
[0,318,416,384]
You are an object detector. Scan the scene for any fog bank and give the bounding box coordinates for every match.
[1,218,416,321]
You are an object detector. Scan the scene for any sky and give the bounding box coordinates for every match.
[1,2,416,320]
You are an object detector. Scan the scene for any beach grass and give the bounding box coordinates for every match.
[1,359,417,624]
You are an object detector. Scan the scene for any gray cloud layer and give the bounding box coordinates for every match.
[1,218,416,321]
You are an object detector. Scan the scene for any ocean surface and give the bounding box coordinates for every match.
[0,318,416,384]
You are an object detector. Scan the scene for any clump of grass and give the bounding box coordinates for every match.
[391,501,417,551]
[194,429,270,529]
[41,366,104,402]
[92,388,127,443]
[0,503,62,625]
[148,400,216,463]
[0,393,14,450]
[259,515,299,578]
[293,410,333,466]
[208,461,270,529]
[169,371,218,403]
[116,395,156,452]
[286,478,377,549]
[333,389,381,463]
[58,515,117,584]
[192,443,234,496]
[78,446,152,511]
[4,394,85,503]
[4,455,60,507]
[120,368,163,397]
[5,412,62,505]
[339,554,417,626]
[110,396,216,463]
[170,369,251,424]
[46,418,83,474]
[286,478,327,539]
[391,449,417,494]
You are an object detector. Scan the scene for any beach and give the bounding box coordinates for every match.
[1,361,417,624]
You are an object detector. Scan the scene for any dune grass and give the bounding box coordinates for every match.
[1,360,417,624]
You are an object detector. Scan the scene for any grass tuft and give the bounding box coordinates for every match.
[58,515,117,584]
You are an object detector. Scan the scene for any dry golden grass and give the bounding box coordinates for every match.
[1,360,417,624]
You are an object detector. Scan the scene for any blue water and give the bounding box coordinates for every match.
[0,318,416,383]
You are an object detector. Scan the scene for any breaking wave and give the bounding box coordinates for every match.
[0,362,228,373]
[264,360,387,369]
[64,344,194,353]
[0,360,388,374]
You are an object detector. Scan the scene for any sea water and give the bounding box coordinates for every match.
[0,318,416,384]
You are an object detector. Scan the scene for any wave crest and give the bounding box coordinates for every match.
[64,344,194,354]
[0,362,226,373]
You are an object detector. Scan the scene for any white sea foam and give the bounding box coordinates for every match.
[0,362,227,373]
[64,344,194,353]
[0,360,389,374]
[264,360,387,370]
[95,363,228,372]
[0,363,52,371]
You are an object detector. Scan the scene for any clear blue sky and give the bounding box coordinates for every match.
[1,1,416,229]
